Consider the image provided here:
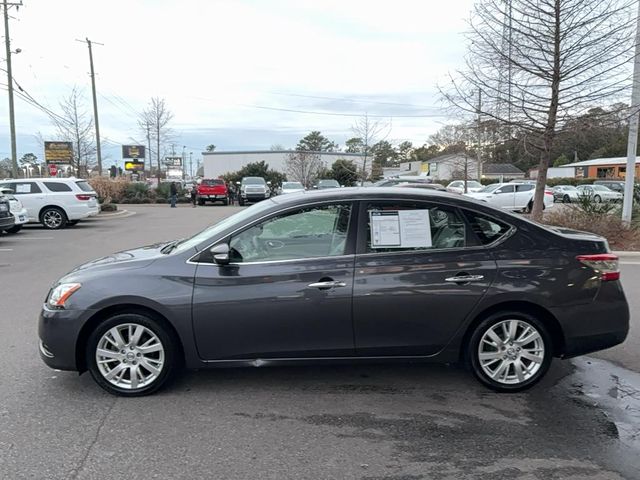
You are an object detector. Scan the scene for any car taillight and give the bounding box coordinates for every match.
[76,194,91,201]
[576,254,620,281]
[544,189,553,196]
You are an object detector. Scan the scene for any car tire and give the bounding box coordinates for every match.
[86,313,179,397]
[222,197,229,206]
[524,201,533,214]
[40,207,67,230]
[467,311,553,393]
[198,199,205,206]
[5,225,22,234]
[563,195,570,203]
[239,198,245,206]
[594,195,602,203]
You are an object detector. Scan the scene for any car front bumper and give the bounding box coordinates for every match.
[0,215,15,229]
[38,304,97,371]
[12,207,28,225]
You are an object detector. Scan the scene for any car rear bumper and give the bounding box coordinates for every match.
[38,305,97,371]
[551,281,629,358]
[12,207,28,225]
[0,215,15,229]
[66,204,100,220]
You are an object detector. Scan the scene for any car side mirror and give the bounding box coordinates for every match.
[494,190,502,194]
[210,243,230,265]
[267,181,272,185]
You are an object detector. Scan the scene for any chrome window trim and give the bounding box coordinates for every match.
[188,254,355,267]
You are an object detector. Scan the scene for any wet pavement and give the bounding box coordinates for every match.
[0,205,639,479]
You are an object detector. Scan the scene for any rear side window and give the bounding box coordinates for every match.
[43,182,72,192]
[463,210,512,246]
[364,202,466,253]
[75,181,94,192]
[4,182,42,194]
[516,184,534,192]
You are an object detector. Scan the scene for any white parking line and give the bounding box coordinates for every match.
[17,237,54,240]
[0,248,13,252]
[620,261,640,265]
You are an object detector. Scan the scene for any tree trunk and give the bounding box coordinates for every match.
[156,125,161,183]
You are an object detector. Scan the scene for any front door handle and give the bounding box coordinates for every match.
[445,274,484,284]
[307,280,347,290]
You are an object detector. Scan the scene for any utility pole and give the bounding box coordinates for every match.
[78,37,103,176]
[476,89,483,185]
[623,0,640,225]
[3,0,21,178]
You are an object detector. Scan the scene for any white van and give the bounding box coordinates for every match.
[0,178,100,229]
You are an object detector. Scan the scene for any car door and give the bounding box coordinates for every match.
[352,200,498,356]
[514,184,535,208]
[191,201,357,360]
[0,181,44,221]
[490,184,516,209]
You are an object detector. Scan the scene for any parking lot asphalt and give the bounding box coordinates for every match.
[1,204,639,480]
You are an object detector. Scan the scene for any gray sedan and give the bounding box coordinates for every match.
[39,188,629,396]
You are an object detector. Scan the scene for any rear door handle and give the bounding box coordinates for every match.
[307,280,347,289]
[445,275,484,283]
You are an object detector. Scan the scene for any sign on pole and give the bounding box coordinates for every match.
[122,145,146,159]
[124,161,145,172]
[48,164,58,176]
[165,156,182,167]
[44,141,73,165]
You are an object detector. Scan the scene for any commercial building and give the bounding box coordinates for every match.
[529,156,640,179]
[202,150,370,179]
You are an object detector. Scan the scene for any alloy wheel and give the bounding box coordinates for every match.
[43,209,64,229]
[477,319,545,385]
[95,323,165,390]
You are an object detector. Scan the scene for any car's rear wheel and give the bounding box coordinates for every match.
[86,313,178,396]
[40,207,67,230]
[594,195,602,203]
[467,311,552,392]
[5,225,22,233]
[563,195,570,203]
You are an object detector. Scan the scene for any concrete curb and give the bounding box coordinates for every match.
[96,209,130,218]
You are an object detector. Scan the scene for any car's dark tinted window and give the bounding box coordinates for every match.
[496,185,515,194]
[364,202,465,253]
[44,182,72,192]
[202,179,224,186]
[463,210,512,245]
[76,181,94,192]
[516,184,534,192]
[229,204,352,263]
[4,182,42,194]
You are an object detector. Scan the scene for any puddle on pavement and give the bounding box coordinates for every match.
[568,357,640,450]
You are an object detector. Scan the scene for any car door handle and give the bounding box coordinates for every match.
[445,275,485,283]
[307,280,347,289]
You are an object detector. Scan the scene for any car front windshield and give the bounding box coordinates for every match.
[466,181,482,188]
[479,184,500,193]
[172,199,277,253]
[318,180,339,188]
[243,177,265,185]
[283,182,303,189]
[592,185,611,191]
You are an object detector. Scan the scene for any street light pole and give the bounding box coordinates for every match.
[2,0,21,178]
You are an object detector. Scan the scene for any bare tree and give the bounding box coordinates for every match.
[444,0,636,220]
[139,97,174,181]
[351,114,390,184]
[53,87,96,177]
[284,151,323,188]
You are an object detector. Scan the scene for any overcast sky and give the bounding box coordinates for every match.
[1,0,474,168]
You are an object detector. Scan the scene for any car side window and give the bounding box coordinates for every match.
[516,184,534,192]
[495,185,515,194]
[5,182,42,194]
[228,203,352,263]
[364,202,466,253]
[43,182,72,192]
[462,210,512,246]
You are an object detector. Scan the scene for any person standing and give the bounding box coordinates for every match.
[190,184,197,207]
[170,181,177,208]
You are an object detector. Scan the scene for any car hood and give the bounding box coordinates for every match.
[69,242,170,274]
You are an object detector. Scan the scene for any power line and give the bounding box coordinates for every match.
[269,91,441,110]
[236,103,446,118]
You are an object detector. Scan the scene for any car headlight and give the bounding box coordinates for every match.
[48,283,81,308]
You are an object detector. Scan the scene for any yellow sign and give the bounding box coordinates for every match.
[420,162,429,174]
[125,161,145,171]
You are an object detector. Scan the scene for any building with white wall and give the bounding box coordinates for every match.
[202,150,370,179]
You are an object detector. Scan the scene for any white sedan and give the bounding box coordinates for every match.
[446,180,484,194]
[279,181,306,195]
[576,184,623,203]
[464,182,554,212]
[0,188,28,234]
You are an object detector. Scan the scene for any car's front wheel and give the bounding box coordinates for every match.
[467,311,552,392]
[593,195,602,203]
[86,313,179,396]
[563,194,570,203]
[5,225,22,234]
[40,207,67,230]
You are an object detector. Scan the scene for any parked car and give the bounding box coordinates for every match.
[0,192,15,233]
[552,185,580,203]
[446,180,483,194]
[316,179,340,189]
[238,177,270,205]
[576,184,623,203]
[0,178,99,229]
[39,188,628,396]
[0,187,28,233]
[464,182,554,212]
[374,176,433,187]
[593,180,626,194]
[395,182,447,191]
[196,178,229,206]
[279,181,305,195]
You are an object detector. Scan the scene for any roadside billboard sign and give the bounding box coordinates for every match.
[44,141,73,165]
[165,156,182,167]
[124,160,145,172]
[122,145,146,159]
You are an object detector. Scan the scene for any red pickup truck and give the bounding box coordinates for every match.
[197,179,229,206]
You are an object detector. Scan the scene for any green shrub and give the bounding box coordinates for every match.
[100,203,118,212]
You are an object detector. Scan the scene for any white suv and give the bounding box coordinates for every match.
[0,178,100,229]
[0,187,28,233]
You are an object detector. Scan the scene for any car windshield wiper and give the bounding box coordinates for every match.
[160,239,183,254]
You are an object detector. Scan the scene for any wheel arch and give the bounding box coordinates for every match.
[38,204,69,221]
[459,301,565,361]
[75,303,185,373]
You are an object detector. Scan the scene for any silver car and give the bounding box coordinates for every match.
[576,184,623,203]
